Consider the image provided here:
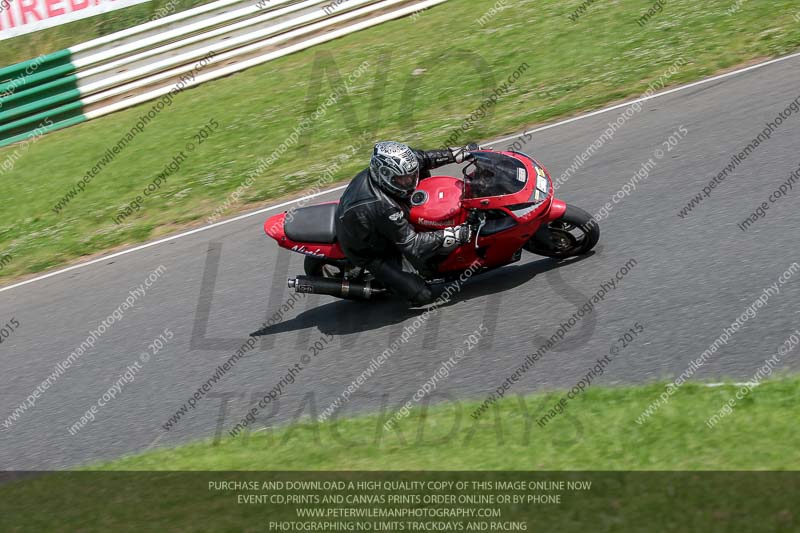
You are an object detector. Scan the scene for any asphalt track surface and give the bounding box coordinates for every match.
[2,54,800,470]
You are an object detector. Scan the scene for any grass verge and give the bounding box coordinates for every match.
[2,378,798,530]
[1,0,800,281]
[95,376,800,470]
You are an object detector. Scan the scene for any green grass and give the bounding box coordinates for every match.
[2,378,798,531]
[95,377,800,470]
[1,0,800,281]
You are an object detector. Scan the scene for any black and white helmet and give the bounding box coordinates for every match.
[369,141,420,199]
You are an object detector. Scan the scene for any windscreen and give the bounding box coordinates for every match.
[463,152,528,199]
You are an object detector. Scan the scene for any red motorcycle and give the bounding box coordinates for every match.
[264,149,599,300]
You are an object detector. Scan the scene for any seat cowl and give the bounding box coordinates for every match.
[284,203,338,244]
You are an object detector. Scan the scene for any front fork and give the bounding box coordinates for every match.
[527,198,570,253]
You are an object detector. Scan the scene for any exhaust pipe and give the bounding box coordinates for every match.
[288,275,385,300]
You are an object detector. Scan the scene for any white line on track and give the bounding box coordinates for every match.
[704,382,759,388]
[3,50,800,295]
[486,50,800,146]
[0,185,346,294]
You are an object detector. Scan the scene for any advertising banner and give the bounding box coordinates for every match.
[0,0,151,41]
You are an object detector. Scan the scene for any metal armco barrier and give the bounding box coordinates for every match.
[0,0,447,147]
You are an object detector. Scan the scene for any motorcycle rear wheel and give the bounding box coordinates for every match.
[524,204,599,258]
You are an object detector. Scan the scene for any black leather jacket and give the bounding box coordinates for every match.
[335,149,456,267]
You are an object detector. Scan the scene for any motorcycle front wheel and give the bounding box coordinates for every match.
[524,204,599,258]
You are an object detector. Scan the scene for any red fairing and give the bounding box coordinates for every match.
[264,212,286,240]
[263,212,346,260]
[545,198,567,222]
[409,177,467,230]
[262,149,578,275]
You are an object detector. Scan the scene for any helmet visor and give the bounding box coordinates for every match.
[392,168,419,192]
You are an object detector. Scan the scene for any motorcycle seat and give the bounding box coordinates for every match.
[284,203,338,244]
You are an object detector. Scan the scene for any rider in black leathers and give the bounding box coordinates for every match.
[335,141,476,306]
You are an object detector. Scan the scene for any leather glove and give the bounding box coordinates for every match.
[449,145,478,164]
[440,223,473,251]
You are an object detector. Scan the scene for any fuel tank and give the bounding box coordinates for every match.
[408,176,466,230]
